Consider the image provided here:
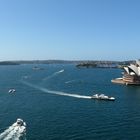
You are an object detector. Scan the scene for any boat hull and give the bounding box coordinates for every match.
[91,96,115,101]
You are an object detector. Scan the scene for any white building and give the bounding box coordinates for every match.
[112,60,140,85]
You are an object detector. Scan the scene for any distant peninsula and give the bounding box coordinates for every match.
[0,61,20,65]
[0,60,135,68]
[75,61,131,68]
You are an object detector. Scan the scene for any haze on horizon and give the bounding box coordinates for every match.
[0,0,140,61]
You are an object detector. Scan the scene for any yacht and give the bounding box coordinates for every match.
[91,94,115,101]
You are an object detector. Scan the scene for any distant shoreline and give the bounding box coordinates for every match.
[0,60,134,68]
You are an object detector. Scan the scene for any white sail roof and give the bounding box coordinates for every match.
[123,60,140,77]
[128,64,140,76]
[138,67,140,76]
[124,67,130,74]
[136,60,140,67]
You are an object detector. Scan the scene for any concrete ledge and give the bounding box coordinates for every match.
[111,79,125,85]
[111,79,140,85]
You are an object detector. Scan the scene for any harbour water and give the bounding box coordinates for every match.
[1,64,140,140]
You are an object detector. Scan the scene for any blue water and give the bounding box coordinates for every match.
[1,64,140,140]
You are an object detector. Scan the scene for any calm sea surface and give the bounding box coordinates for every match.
[1,64,140,140]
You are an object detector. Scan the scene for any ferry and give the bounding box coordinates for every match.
[91,94,115,101]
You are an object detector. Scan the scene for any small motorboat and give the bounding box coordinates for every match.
[16,119,26,127]
[12,118,26,134]
[8,89,16,93]
[91,94,115,101]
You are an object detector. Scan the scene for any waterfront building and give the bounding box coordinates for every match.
[111,60,140,85]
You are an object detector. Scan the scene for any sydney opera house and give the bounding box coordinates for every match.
[112,60,140,85]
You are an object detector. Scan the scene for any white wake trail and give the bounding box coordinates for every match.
[0,119,26,140]
[21,81,91,99]
[43,69,64,81]
[0,126,15,139]
[65,80,76,84]
[55,69,64,74]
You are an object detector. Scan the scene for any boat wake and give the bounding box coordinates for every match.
[65,79,83,84]
[21,81,91,99]
[43,69,64,81]
[65,79,77,84]
[0,119,26,140]
[55,69,64,74]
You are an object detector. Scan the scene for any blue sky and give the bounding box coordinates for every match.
[0,0,140,61]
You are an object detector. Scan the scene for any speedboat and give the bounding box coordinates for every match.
[91,94,115,101]
[12,118,26,134]
[8,89,16,93]
[0,118,26,139]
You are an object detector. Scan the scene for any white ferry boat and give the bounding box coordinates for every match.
[91,94,115,101]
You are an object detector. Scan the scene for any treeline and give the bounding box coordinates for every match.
[0,61,20,65]
[76,60,135,68]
